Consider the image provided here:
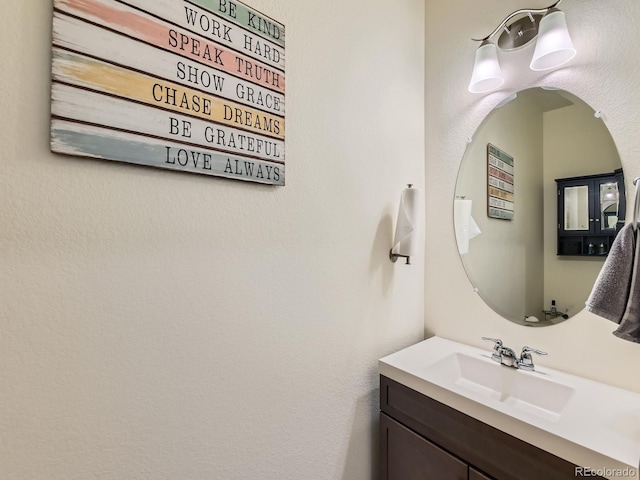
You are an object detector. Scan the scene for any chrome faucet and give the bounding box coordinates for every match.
[482,337,517,367]
[517,346,548,371]
[482,338,547,371]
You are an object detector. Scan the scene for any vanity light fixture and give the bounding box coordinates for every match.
[468,0,576,93]
[468,41,504,94]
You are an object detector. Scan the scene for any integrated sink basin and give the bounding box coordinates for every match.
[423,352,574,422]
[380,336,640,479]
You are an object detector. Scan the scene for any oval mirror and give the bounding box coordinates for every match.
[454,87,623,327]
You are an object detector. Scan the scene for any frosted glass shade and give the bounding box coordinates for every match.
[468,42,504,93]
[530,10,576,71]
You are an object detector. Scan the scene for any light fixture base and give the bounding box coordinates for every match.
[497,14,543,51]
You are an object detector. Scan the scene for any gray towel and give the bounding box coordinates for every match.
[585,223,636,324]
[614,225,640,343]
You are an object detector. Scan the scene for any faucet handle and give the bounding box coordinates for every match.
[482,337,503,362]
[518,346,548,371]
[481,337,503,347]
[521,346,547,356]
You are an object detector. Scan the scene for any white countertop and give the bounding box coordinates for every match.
[379,336,640,480]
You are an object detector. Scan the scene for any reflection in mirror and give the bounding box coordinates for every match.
[455,88,623,327]
[600,183,619,230]
[564,186,589,231]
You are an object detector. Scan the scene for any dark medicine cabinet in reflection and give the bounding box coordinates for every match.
[556,169,626,256]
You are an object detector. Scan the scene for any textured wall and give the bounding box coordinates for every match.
[425,0,640,392]
[0,1,425,478]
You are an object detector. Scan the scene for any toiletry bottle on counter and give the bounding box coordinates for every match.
[551,300,557,315]
[588,242,595,255]
[598,242,606,255]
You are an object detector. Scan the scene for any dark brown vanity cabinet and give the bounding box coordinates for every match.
[555,169,626,256]
[380,375,604,480]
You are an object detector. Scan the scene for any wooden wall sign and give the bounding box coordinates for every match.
[487,144,514,220]
[51,0,286,185]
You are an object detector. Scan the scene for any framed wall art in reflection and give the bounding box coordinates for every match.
[487,143,514,220]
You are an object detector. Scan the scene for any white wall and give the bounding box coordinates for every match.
[0,1,425,479]
[425,0,640,393]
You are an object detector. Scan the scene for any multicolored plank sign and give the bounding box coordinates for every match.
[51,0,286,185]
[487,144,514,220]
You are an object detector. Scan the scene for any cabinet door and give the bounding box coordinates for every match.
[593,175,620,235]
[614,169,627,231]
[558,179,592,234]
[380,413,467,480]
[469,467,494,480]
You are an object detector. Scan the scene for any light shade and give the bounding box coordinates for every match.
[602,184,618,201]
[529,9,576,71]
[468,42,504,93]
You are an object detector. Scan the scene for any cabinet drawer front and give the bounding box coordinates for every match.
[381,413,467,480]
[380,375,604,480]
